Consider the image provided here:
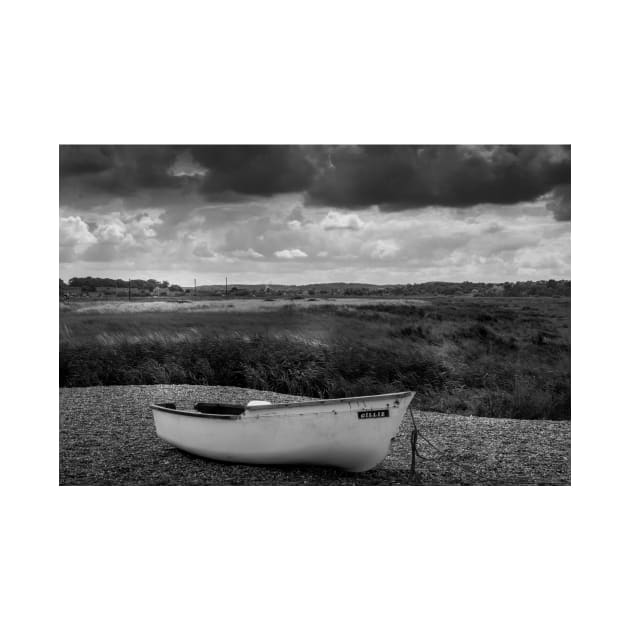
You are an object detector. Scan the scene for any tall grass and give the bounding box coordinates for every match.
[60,333,446,398]
[59,297,570,420]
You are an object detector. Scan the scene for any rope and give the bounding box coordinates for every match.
[409,407,419,476]
[409,408,497,484]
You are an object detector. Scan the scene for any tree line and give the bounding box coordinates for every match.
[60,277,570,297]
[60,277,183,292]
[382,280,571,297]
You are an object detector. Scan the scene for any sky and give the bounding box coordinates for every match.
[59,145,571,286]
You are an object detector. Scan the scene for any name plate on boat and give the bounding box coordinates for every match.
[358,409,389,419]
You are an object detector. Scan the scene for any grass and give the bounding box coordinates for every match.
[59,296,570,420]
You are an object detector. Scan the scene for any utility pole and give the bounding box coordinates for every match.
[194,278,196,300]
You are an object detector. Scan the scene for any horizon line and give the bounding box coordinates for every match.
[60,278,571,287]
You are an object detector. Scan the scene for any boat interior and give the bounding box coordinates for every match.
[153,392,414,416]
[195,402,246,415]
[155,401,246,415]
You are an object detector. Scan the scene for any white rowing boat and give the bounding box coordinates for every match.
[151,391,415,472]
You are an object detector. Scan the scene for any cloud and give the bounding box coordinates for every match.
[168,150,207,177]
[193,243,217,258]
[230,248,264,259]
[59,145,187,198]
[59,146,114,177]
[274,249,308,259]
[127,213,162,239]
[320,210,365,230]
[59,215,97,247]
[546,184,571,221]
[287,206,306,222]
[60,200,570,284]
[191,146,315,197]
[367,239,400,260]
[60,145,571,222]
[59,215,98,262]
[87,212,163,246]
[93,216,134,245]
[305,146,571,217]
[81,242,129,262]
[60,209,171,265]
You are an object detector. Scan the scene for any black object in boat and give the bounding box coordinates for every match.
[194,402,246,415]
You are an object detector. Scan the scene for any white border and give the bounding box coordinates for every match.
[6,0,629,628]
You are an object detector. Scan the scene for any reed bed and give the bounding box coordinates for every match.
[62,297,429,315]
[60,297,570,420]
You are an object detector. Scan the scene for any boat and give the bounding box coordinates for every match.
[151,391,415,472]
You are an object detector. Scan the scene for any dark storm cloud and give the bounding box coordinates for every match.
[546,184,571,221]
[59,145,315,207]
[190,145,315,197]
[59,146,114,176]
[305,145,571,212]
[60,145,186,197]
[60,145,571,220]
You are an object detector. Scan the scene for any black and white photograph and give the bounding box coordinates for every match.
[7,1,630,629]
[59,144,571,485]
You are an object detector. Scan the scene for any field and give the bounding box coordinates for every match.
[59,385,571,485]
[59,296,570,420]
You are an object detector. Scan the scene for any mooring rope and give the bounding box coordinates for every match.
[409,408,497,484]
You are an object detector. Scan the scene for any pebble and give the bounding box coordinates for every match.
[59,384,571,485]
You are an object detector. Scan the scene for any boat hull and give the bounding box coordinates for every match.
[151,391,415,472]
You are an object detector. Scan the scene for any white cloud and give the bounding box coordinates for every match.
[231,248,264,259]
[94,217,133,245]
[59,216,97,247]
[60,211,167,265]
[60,197,570,284]
[368,239,400,259]
[274,249,308,259]
[127,214,162,239]
[168,150,207,177]
[321,210,365,231]
[91,212,162,246]
[59,216,97,262]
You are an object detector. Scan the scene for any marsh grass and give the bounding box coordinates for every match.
[59,297,570,419]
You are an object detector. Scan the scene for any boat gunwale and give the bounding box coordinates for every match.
[150,390,414,419]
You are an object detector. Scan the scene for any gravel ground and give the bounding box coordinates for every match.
[59,385,571,485]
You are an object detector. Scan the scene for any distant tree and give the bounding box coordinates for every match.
[229,287,250,297]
